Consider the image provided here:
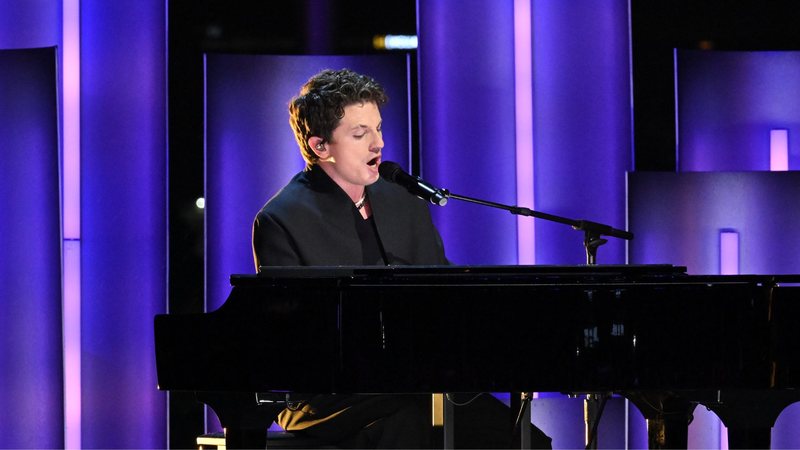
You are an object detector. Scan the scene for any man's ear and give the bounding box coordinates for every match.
[308,136,326,157]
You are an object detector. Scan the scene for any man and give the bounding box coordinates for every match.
[253,68,551,448]
[252,68,448,269]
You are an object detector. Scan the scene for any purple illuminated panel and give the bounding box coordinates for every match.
[0,2,60,48]
[628,172,800,275]
[80,0,166,447]
[676,51,800,172]
[420,0,632,265]
[770,129,789,171]
[0,47,63,449]
[514,0,535,264]
[530,0,632,265]
[63,0,81,239]
[688,408,725,449]
[63,240,81,449]
[205,54,412,312]
[773,404,800,448]
[418,0,518,265]
[719,230,739,275]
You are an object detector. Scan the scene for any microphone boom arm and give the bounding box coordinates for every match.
[443,190,633,265]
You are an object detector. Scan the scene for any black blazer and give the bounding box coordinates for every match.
[252,164,448,269]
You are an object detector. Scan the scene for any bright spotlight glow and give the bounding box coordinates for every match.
[374,35,418,50]
[195,197,205,209]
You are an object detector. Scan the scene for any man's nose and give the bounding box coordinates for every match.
[373,133,384,150]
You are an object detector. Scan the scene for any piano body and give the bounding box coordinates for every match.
[154,265,800,449]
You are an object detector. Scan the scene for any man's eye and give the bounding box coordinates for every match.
[354,134,365,139]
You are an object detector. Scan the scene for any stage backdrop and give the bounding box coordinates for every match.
[418,0,632,267]
[629,49,800,448]
[2,0,168,447]
[205,53,414,312]
[0,47,63,450]
[629,172,800,275]
[676,50,800,171]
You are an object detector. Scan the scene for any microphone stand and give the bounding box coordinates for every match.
[439,188,632,448]
[442,190,633,265]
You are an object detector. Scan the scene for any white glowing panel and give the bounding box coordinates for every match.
[719,230,739,275]
[770,129,789,171]
[514,0,534,264]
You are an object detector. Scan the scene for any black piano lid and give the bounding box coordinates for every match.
[248,264,800,286]
[247,264,684,285]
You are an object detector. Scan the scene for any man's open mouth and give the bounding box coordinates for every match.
[367,157,380,166]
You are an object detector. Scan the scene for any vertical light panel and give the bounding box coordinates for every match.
[719,230,739,275]
[770,129,789,171]
[418,0,518,265]
[81,0,166,447]
[530,0,632,265]
[673,49,681,170]
[63,0,80,238]
[63,240,81,450]
[0,47,64,449]
[514,0,535,264]
[62,0,81,448]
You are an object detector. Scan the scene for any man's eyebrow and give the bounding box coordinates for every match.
[350,124,376,131]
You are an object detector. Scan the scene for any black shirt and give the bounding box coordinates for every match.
[354,213,387,265]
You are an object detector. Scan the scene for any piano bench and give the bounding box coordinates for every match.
[196,431,337,449]
[196,432,225,449]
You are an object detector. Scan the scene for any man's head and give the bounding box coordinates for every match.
[289,69,388,167]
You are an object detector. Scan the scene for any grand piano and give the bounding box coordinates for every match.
[154,265,800,449]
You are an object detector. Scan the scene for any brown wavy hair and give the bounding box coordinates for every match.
[289,69,388,167]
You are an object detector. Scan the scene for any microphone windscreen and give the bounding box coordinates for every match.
[378,161,403,183]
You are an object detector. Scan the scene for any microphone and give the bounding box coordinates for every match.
[378,161,448,206]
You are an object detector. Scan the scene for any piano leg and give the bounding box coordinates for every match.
[225,427,267,450]
[626,392,696,449]
[432,393,455,449]
[645,415,690,450]
[700,390,800,450]
[196,392,282,450]
[584,393,609,450]
[510,392,532,449]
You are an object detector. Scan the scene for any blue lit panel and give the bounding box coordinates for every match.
[0,47,63,449]
[418,0,518,265]
[418,0,632,266]
[79,0,166,447]
[0,2,60,49]
[205,54,413,311]
[676,50,800,172]
[530,0,632,265]
[773,404,800,448]
[628,171,800,275]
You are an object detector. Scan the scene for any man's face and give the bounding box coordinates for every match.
[317,101,383,196]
